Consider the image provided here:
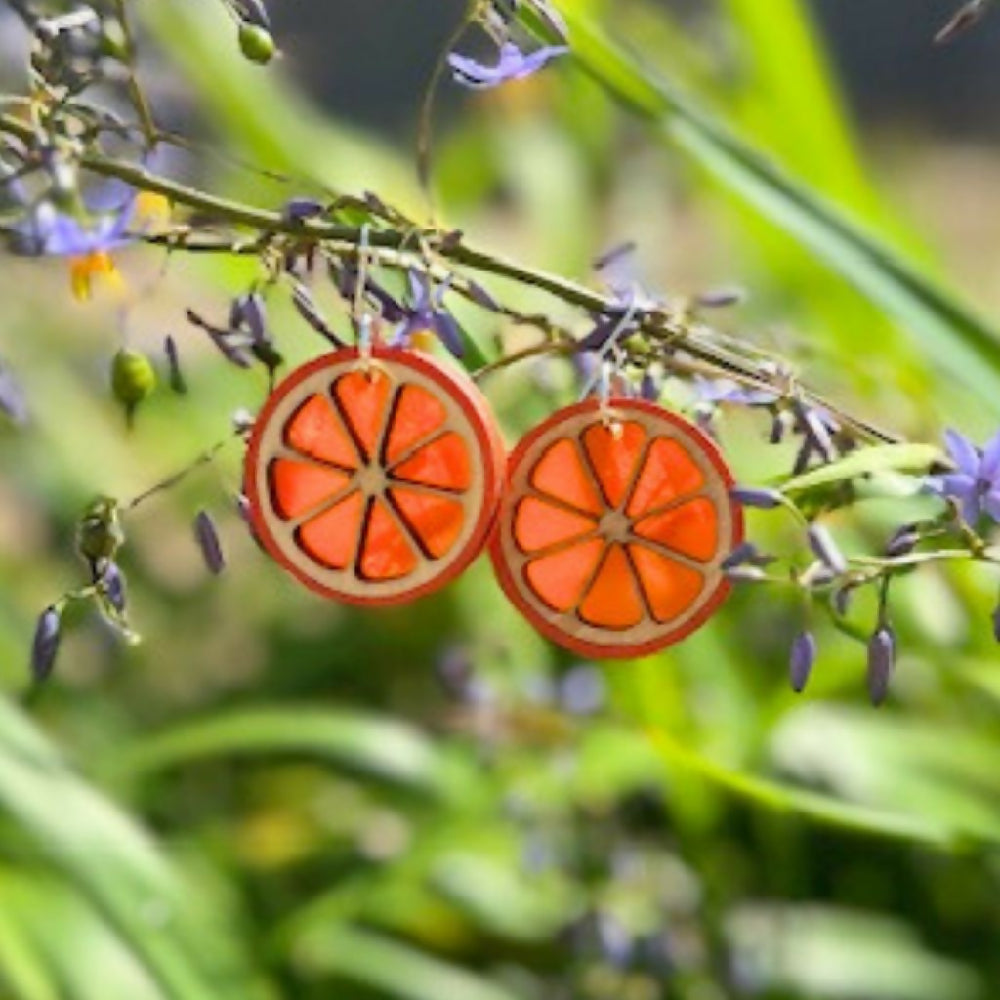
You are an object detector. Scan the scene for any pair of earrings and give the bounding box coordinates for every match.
[244,346,744,659]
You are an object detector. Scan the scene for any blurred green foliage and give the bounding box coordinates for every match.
[3,0,1000,997]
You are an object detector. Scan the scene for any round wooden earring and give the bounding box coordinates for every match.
[490,398,743,658]
[244,346,505,606]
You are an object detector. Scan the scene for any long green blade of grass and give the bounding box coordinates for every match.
[547,4,1000,405]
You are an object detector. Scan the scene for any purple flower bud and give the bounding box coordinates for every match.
[866,625,896,707]
[467,280,500,312]
[694,286,746,310]
[239,293,268,345]
[730,486,783,510]
[577,318,617,353]
[832,585,854,617]
[282,197,323,223]
[770,411,790,446]
[885,524,920,558]
[193,511,225,575]
[789,631,816,693]
[164,335,187,395]
[186,310,254,369]
[100,561,127,614]
[433,312,465,359]
[30,606,62,683]
[808,524,847,575]
[722,541,772,570]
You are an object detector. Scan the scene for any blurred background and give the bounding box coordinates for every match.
[2,0,1000,998]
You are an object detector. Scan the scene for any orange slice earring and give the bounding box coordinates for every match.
[245,346,505,605]
[490,398,743,658]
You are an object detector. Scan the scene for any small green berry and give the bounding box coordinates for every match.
[238,23,275,64]
[110,348,156,426]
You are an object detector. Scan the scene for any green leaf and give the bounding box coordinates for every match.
[106,707,460,801]
[550,4,1000,404]
[0,699,264,1000]
[429,853,574,942]
[647,727,965,849]
[290,925,526,1000]
[780,443,943,497]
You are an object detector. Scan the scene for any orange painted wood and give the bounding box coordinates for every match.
[490,398,743,658]
[245,347,505,606]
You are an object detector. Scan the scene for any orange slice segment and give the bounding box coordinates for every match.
[284,394,357,469]
[385,384,447,464]
[628,545,706,623]
[582,421,647,508]
[270,459,351,520]
[529,438,603,515]
[360,499,418,580]
[392,432,471,491]
[626,438,705,517]
[333,369,393,461]
[525,538,604,613]
[390,488,465,560]
[634,497,719,562]
[514,497,596,554]
[578,544,645,630]
[296,491,364,569]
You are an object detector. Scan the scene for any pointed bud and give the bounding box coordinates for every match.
[100,561,127,614]
[30,606,62,683]
[866,625,896,707]
[164,335,187,395]
[885,524,920,558]
[193,511,225,575]
[467,280,499,312]
[808,524,847,575]
[694,286,746,310]
[789,631,816,693]
[832,585,854,617]
[432,313,465,359]
[730,486,783,510]
[282,197,323,224]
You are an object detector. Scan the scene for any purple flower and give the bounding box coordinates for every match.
[924,428,1000,525]
[692,376,778,408]
[395,271,465,358]
[11,199,133,258]
[448,40,567,89]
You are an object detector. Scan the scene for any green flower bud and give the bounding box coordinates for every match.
[76,496,124,567]
[111,349,156,425]
[238,23,275,64]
